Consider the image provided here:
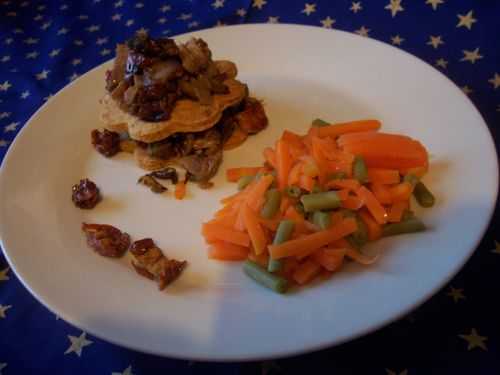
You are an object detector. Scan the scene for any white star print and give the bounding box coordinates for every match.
[0,81,11,91]
[101,49,111,56]
[0,363,6,374]
[49,49,61,58]
[23,37,39,45]
[20,90,30,99]
[86,24,100,32]
[74,40,84,46]
[36,70,50,80]
[4,122,19,132]
[13,28,23,34]
[159,4,171,12]
[72,58,81,66]
[26,51,39,59]
[252,0,267,10]
[488,73,500,89]
[457,10,477,30]
[177,13,192,20]
[0,112,10,119]
[320,16,335,28]
[425,0,444,10]
[64,332,93,357]
[0,305,12,318]
[41,21,52,30]
[69,73,79,81]
[0,267,9,281]
[126,19,135,27]
[60,4,69,10]
[112,13,122,21]
[33,14,43,21]
[112,365,134,375]
[355,26,370,37]
[188,21,199,29]
[435,58,448,69]
[302,3,316,16]
[236,8,247,17]
[268,16,279,23]
[427,35,444,49]
[135,2,144,8]
[0,140,8,147]
[158,17,167,24]
[78,14,89,20]
[114,0,123,8]
[391,35,404,45]
[212,0,224,9]
[96,37,108,45]
[447,286,466,301]
[162,29,171,35]
[57,27,69,35]
[1,55,10,63]
[385,0,403,17]
[461,48,483,64]
[4,38,13,45]
[350,1,362,13]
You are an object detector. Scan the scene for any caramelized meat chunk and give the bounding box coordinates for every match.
[91,129,121,157]
[150,168,178,184]
[130,238,187,290]
[72,179,100,209]
[82,223,130,258]
[137,174,168,193]
[235,98,268,134]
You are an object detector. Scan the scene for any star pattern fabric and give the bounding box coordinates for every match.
[1,1,500,374]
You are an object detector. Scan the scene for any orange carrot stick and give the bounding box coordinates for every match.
[247,174,274,211]
[298,174,315,192]
[208,241,249,261]
[389,182,413,203]
[226,167,261,182]
[318,119,381,138]
[387,201,408,223]
[263,147,277,169]
[292,260,322,285]
[342,195,364,210]
[242,204,267,255]
[276,139,292,190]
[356,186,388,224]
[174,181,186,200]
[201,223,250,247]
[358,209,382,241]
[367,168,401,185]
[326,178,361,191]
[370,183,393,205]
[288,162,303,186]
[311,248,347,271]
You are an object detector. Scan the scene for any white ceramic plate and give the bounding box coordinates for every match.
[0,25,497,361]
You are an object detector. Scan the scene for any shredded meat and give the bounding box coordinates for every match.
[130,238,187,290]
[179,150,223,183]
[81,223,130,258]
[91,129,121,157]
[72,179,100,209]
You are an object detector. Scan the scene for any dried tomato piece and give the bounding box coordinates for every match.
[91,129,121,157]
[81,223,130,258]
[72,179,101,209]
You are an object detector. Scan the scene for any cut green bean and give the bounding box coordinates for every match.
[244,260,289,293]
[261,189,282,219]
[312,118,330,127]
[403,173,420,188]
[413,181,435,208]
[268,220,295,273]
[285,186,302,198]
[237,175,254,190]
[300,191,341,212]
[382,217,426,237]
[329,172,346,180]
[353,156,368,184]
[312,211,331,230]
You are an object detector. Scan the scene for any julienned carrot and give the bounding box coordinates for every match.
[280,195,291,214]
[259,217,281,231]
[367,168,400,185]
[311,248,347,271]
[342,195,364,210]
[247,252,269,268]
[387,201,408,223]
[288,162,303,186]
[174,181,186,200]
[293,260,322,285]
[208,213,238,228]
[370,183,392,205]
[336,189,350,201]
[276,140,293,190]
[226,167,261,182]
[356,186,387,224]
[208,241,249,261]
[389,182,413,203]
[246,174,274,211]
[242,203,268,255]
[298,174,315,192]
[358,209,382,241]
[318,120,381,138]
[400,165,428,178]
[202,223,250,247]
[311,136,329,184]
[263,147,277,169]
[268,217,358,260]
[326,179,360,191]
[345,248,379,265]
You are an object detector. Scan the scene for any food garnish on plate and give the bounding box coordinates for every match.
[202,119,435,294]
[96,32,268,188]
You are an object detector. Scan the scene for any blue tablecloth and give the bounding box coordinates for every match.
[1,1,499,374]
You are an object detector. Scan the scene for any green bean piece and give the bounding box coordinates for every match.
[312,211,332,230]
[353,156,368,184]
[312,118,330,127]
[312,183,323,194]
[413,181,436,208]
[403,173,420,188]
[329,172,347,180]
[348,216,368,248]
[295,202,305,215]
[243,260,289,293]
[237,175,254,191]
[382,217,426,237]
[285,186,302,198]
[300,191,341,212]
[261,189,282,219]
[268,220,295,273]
